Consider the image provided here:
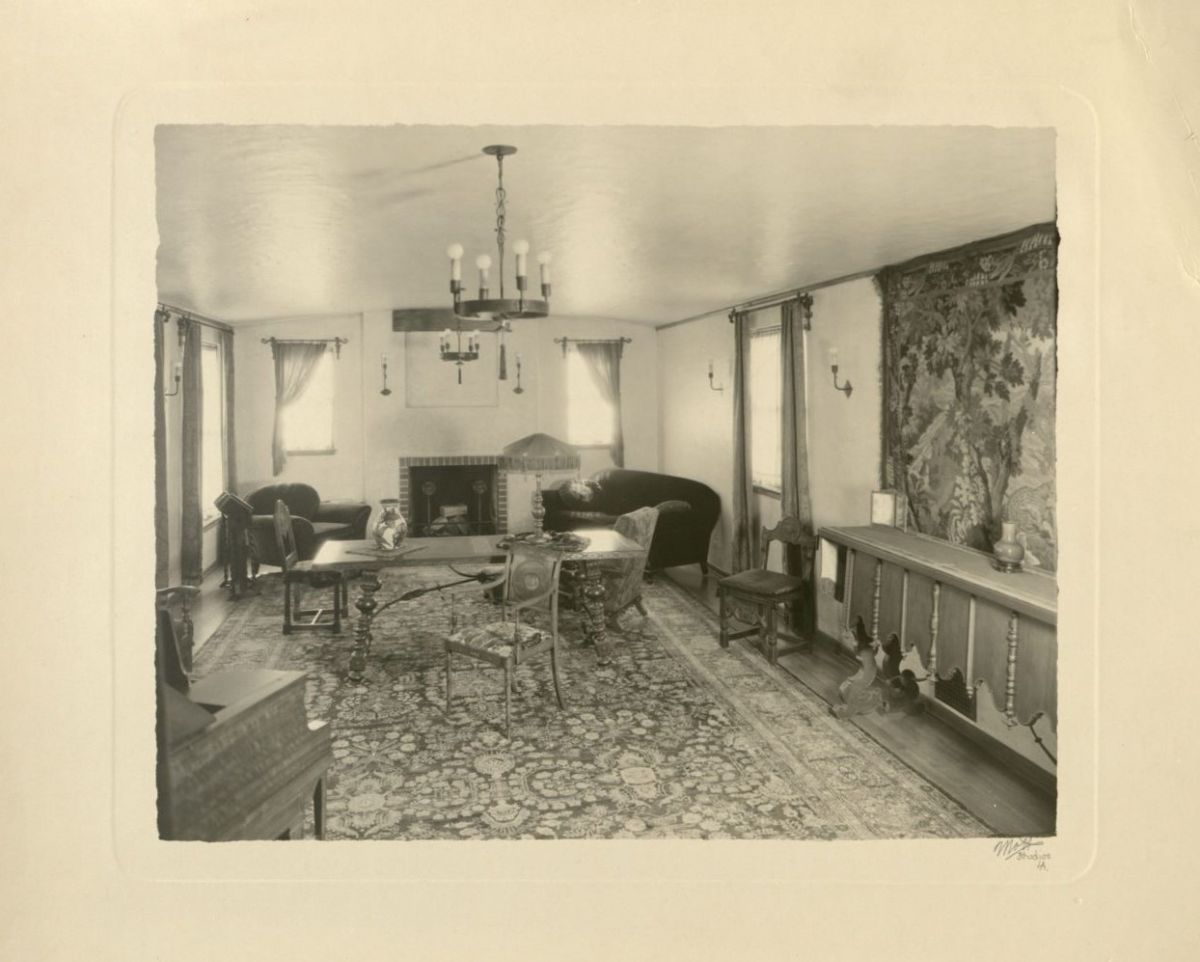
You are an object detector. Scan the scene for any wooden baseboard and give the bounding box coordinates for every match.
[809,628,1057,799]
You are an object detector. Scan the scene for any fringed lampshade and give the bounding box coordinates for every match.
[499,433,580,540]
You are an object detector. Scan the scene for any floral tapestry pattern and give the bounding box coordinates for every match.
[880,224,1058,569]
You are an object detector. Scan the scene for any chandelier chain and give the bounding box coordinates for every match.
[494,154,507,298]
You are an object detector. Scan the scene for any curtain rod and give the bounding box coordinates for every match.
[654,265,880,331]
[156,302,234,333]
[261,336,348,358]
[552,335,632,356]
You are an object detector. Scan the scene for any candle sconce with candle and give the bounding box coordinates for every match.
[163,360,182,398]
[380,354,392,396]
[829,348,853,399]
[707,359,725,392]
[513,352,525,394]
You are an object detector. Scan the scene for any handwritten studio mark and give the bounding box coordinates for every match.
[994,837,1051,869]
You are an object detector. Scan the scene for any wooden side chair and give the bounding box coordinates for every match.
[717,516,815,665]
[443,543,565,737]
[273,500,347,634]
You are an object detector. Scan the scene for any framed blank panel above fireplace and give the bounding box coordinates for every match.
[404,332,499,407]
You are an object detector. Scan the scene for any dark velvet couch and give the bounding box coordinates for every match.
[246,483,371,571]
[541,468,720,573]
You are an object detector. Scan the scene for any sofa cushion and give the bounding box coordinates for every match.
[310,521,352,540]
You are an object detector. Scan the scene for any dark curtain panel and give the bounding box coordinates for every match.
[730,310,756,573]
[179,318,204,586]
[575,341,625,468]
[216,327,237,571]
[780,295,816,635]
[154,312,169,589]
[220,327,237,493]
[271,341,327,476]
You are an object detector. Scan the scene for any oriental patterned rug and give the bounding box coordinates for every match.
[194,570,987,840]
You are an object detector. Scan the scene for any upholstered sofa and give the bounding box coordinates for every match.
[246,483,371,571]
[541,468,720,573]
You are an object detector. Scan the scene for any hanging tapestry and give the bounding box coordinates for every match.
[879,223,1058,570]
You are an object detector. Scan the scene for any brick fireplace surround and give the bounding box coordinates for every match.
[397,456,509,534]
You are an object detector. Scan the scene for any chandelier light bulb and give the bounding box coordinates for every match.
[475,254,492,271]
[537,251,552,265]
[513,239,530,279]
[447,243,464,283]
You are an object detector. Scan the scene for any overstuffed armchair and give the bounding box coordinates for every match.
[245,482,370,572]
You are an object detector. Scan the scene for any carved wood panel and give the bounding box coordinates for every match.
[935,584,971,682]
[904,571,935,668]
[972,598,1014,715]
[1015,618,1057,728]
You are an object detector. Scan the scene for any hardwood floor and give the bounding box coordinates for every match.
[191,561,1056,837]
[660,565,1056,837]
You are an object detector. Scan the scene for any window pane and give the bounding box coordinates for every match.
[282,349,334,452]
[750,329,781,490]
[566,349,614,446]
[201,343,225,519]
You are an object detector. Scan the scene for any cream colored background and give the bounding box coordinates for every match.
[3,1,1197,959]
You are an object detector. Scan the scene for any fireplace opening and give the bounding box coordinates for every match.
[408,464,499,536]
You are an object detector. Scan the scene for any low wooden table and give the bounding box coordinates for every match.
[311,529,645,681]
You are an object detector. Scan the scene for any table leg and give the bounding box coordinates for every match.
[348,571,381,682]
[579,560,612,663]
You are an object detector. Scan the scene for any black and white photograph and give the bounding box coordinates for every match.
[151,124,1060,844]
[5,1,1200,960]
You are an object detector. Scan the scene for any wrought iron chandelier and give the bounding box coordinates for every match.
[446,145,551,324]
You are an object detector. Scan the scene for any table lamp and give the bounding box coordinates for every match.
[499,432,580,541]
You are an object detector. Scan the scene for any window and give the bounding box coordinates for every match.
[200,342,225,523]
[282,348,334,453]
[749,326,781,492]
[566,348,615,447]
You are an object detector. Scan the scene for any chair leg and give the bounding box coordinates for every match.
[718,589,729,647]
[313,776,326,841]
[331,582,342,633]
[550,644,566,710]
[634,597,648,618]
[766,605,778,665]
[503,662,512,738]
[283,579,294,634]
[445,646,453,713]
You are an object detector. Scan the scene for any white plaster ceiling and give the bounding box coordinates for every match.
[155,124,1056,326]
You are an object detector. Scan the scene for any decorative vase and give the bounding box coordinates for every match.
[372,498,408,550]
[992,521,1025,572]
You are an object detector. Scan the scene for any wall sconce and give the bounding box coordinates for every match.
[380,354,392,396]
[163,361,182,398]
[830,348,852,399]
[513,352,525,394]
[707,359,725,392]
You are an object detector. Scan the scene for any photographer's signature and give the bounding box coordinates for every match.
[993,837,1050,869]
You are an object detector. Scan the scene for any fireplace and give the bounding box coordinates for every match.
[398,456,508,536]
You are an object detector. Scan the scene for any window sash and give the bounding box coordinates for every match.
[565,348,615,447]
[282,349,335,454]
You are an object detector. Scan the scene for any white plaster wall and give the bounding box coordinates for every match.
[235,311,658,532]
[658,280,882,575]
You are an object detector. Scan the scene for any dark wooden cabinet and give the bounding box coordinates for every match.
[819,525,1057,731]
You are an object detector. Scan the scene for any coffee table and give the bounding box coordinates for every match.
[311,529,646,681]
